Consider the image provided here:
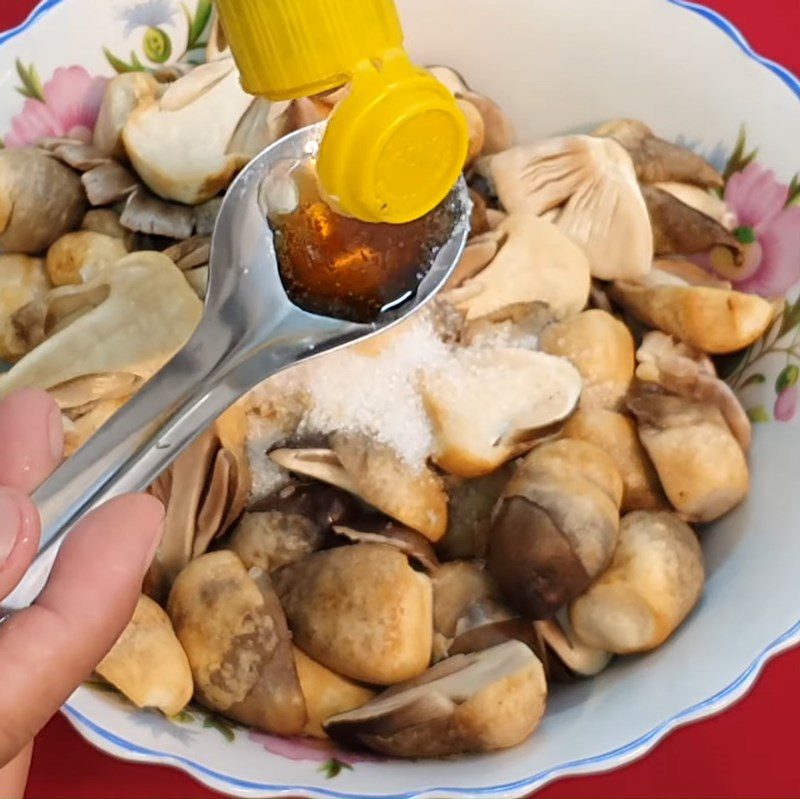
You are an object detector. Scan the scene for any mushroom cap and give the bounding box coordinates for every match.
[432,561,501,641]
[610,272,773,354]
[324,640,547,758]
[627,390,750,523]
[422,347,583,477]
[446,214,591,320]
[230,511,324,573]
[562,407,667,512]
[488,439,622,618]
[0,148,87,254]
[273,543,433,685]
[539,310,635,411]
[293,646,375,739]
[488,136,652,280]
[93,72,161,159]
[167,551,307,735]
[96,595,193,717]
[570,511,705,653]
[122,59,254,204]
[46,231,128,286]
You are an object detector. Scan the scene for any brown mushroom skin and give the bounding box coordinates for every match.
[562,408,667,512]
[488,440,622,619]
[0,149,87,254]
[539,310,635,411]
[167,551,307,736]
[229,511,323,573]
[628,391,749,523]
[570,511,705,653]
[274,543,433,685]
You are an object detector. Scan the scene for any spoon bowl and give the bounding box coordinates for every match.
[1,121,470,613]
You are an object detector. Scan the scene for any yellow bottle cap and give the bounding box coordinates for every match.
[317,50,469,224]
[214,0,405,100]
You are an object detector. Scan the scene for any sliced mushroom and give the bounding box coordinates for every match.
[488,439,623,618]
[653,257,732,289]
[422,347,582,477]
[460,301,553,350]
[570,511,705,653]
[445,214,591,320]
[539,310,635,411]
[593,119,723,188]
[0,251,202,397]
[654,182,737,230]
[271,435,449,543]
[46,231,128,286]
[636,331,751,452]
[249,481,359,530]
[62,397,127,456]
[0,255,49,361]
[229,511,324,573]
[47,141,110,171]
[562,407,667,512]
[168,551,307,735]
[273,543,433,685]
[123,59,255,204]
[487,136,653,280]
[0,148,87,254]
[120,186,195,239]
[610,268,773,354]
[93,72,162,159]
[537,613,612,679]
[81,161,139,207]
[642,184,743,262]
[333,520,440,573]
[293,647,376,739]
[325,640,546,757]
[628,389,749,523]
[96,595,193,717]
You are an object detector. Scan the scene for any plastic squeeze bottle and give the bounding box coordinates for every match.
[212,0,469,224]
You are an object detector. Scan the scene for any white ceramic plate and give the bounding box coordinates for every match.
[1,1,799,797]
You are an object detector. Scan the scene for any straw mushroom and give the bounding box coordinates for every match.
[0,255,49,361]
[539,310,635,411]
[93,72,162,159]
[610,265,773,354]
[627,388,749,522]
[122,58,255,204]
[487,136,653,280]
[167,551,307,735]
[293,647,376,739]
[273,543,433,685]
[654,182,737,229]
[422,347,582,477]
[445,214,591,320]
[332,520,440,573]
[570,511,705,653]
[46,231,128,286]
[81,208,135,247]
[562,407,667,512]
[229,511,324,573]
[0,148,87,254]
[536,614,613,680]
[593,119,723,188]
[488,439,623,618]
[324,640,546,757]
[96,595,193,717]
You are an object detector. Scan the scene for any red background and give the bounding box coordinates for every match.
[1,0,799,796]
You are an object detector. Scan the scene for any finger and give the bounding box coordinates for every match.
[0,488,41,599]
[0,389,63,493]
[0,494,164,763]
[0,743,32,799]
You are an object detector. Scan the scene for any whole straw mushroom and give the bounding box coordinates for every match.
[167,551,308,735]
[627,388,749,523]
[0,148,87,254]
[0,255,49,361]
[570,511,705,653]
[539,310,635,411]
[324,640,547,758]
[488,439,623,619]
[96,595,193,717]
[273,543,433,685]
[46,230,128,286]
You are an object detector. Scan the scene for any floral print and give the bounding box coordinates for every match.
[4,64,106,147]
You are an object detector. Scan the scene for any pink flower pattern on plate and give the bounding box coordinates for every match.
[249,731,384,765]
[721,163,800,297]
[4,66,107,147]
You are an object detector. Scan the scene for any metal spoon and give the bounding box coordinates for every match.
[1,121,469,613]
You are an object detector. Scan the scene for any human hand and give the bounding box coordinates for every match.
[0,389,164,797]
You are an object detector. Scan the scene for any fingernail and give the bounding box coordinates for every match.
[0,489,22,564]
[48,406,64,462]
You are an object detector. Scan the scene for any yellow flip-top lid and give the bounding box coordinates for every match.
[214,0,469,224]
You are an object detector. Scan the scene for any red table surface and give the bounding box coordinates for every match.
[1,0,798,797]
